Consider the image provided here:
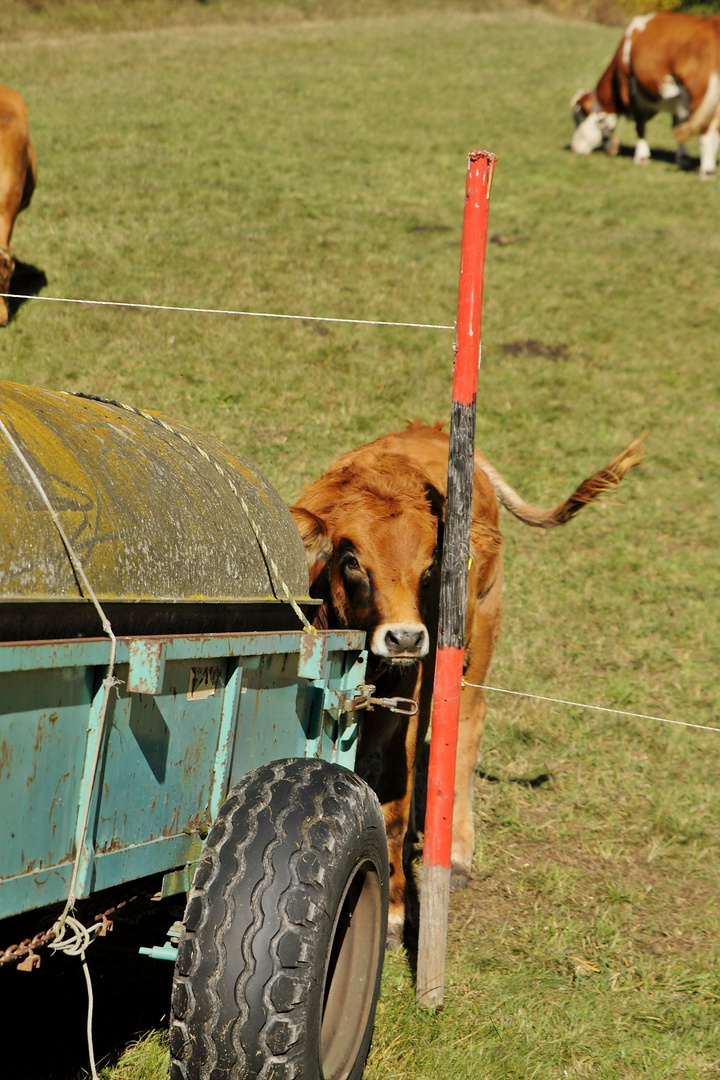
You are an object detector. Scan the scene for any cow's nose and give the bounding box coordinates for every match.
[384,627,425,655]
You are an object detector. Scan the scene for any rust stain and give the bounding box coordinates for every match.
[48,712,58,724]
[99,835,127,853]
[181,739,205,781]
[49,771,70,818]
[0,739,11,774]
[181,813,205,834]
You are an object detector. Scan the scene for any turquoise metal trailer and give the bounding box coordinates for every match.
[0,383,388,1080]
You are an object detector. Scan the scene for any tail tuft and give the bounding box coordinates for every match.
[480,433,647,528]
[552,432,647,524]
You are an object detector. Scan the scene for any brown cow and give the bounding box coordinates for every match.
[291,423,644,943]
[0,87,36,326]
[571,13,720,178]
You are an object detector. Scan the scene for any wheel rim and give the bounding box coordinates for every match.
[319,859,384,1080]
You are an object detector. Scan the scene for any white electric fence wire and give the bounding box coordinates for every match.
[2,291,455,331]
[464,680,720,734]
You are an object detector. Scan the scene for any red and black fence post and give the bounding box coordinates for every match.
[416,150,496,1009]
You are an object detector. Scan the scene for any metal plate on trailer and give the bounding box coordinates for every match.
[0,629,365,918]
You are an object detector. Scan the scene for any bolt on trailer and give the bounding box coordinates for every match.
[0,381,388,1080]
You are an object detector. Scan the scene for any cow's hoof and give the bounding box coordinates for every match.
[605,134,620,157]
[385,924,404,951]
[450,864,472,890]
[700,170,716,181]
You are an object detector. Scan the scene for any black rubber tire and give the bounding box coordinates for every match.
[169,758,389,1080]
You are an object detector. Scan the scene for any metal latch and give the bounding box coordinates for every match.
[347,684,419,716]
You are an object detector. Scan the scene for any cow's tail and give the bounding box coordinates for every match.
[673,70,720,143]
[476,434,646,528]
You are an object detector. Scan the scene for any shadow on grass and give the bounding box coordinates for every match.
[400,741,552,975]
[5,260,48,324]
[616,144,700,170]
[564,141,701,172]
[0,892,181,1080]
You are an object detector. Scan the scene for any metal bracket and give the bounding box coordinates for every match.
[346,684,419,716]
[139,919,183,962]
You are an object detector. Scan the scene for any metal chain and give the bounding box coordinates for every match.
[0,891,144,969]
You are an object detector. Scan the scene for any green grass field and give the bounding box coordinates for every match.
[1,3,718,1078]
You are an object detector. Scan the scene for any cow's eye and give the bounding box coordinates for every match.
[342,554,361,573]
[421,566,434,589]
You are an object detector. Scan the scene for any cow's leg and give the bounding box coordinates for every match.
[633,117,651,165]
[0,121,35,328]
[450,682,487,887]
[0,192,19,328]
[368,712,421,945]
[0,202,14,329]
[675,142,692,171]
[356,666,425,947]
[633,137,651,164]
[0,245,13,328]
[699,123,719,179]
[451,564,503,887]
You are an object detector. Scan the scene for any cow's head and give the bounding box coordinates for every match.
[570,90,618,155]
[291,454,444,670]
[292,450,504,674]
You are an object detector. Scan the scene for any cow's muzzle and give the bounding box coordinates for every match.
[370,622,429,662]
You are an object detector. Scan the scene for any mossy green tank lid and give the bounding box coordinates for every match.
[0,381,310,604]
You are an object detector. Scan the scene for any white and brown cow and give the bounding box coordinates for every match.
[571,12,720,178]
[0,87,36,326]
[291,423,645,943]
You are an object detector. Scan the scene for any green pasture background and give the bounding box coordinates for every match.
[0,3,718,1078]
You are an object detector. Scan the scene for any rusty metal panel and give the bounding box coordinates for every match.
[0,628,367,920]
[1,665,94,885]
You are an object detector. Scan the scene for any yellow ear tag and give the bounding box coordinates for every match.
[468,556,473,570]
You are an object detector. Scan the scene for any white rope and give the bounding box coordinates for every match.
[49,916,103,1080]
[1,291,455,331]
[48,914,104,957]
[0,418,119,927]
[72,393,317,633]
[463,680,720,734]
[0,418,118,1080]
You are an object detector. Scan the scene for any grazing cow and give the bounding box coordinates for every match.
[291,423,644,942]
[571,12,720,178]
[0,87,36,326]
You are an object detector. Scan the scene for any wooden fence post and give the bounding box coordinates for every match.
[416,150,496,1010]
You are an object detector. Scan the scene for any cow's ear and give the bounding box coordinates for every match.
[290,506,333,581]
[424,482,445,521]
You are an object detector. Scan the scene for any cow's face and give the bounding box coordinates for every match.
[292,474,442,670]
[570,91,618,155]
